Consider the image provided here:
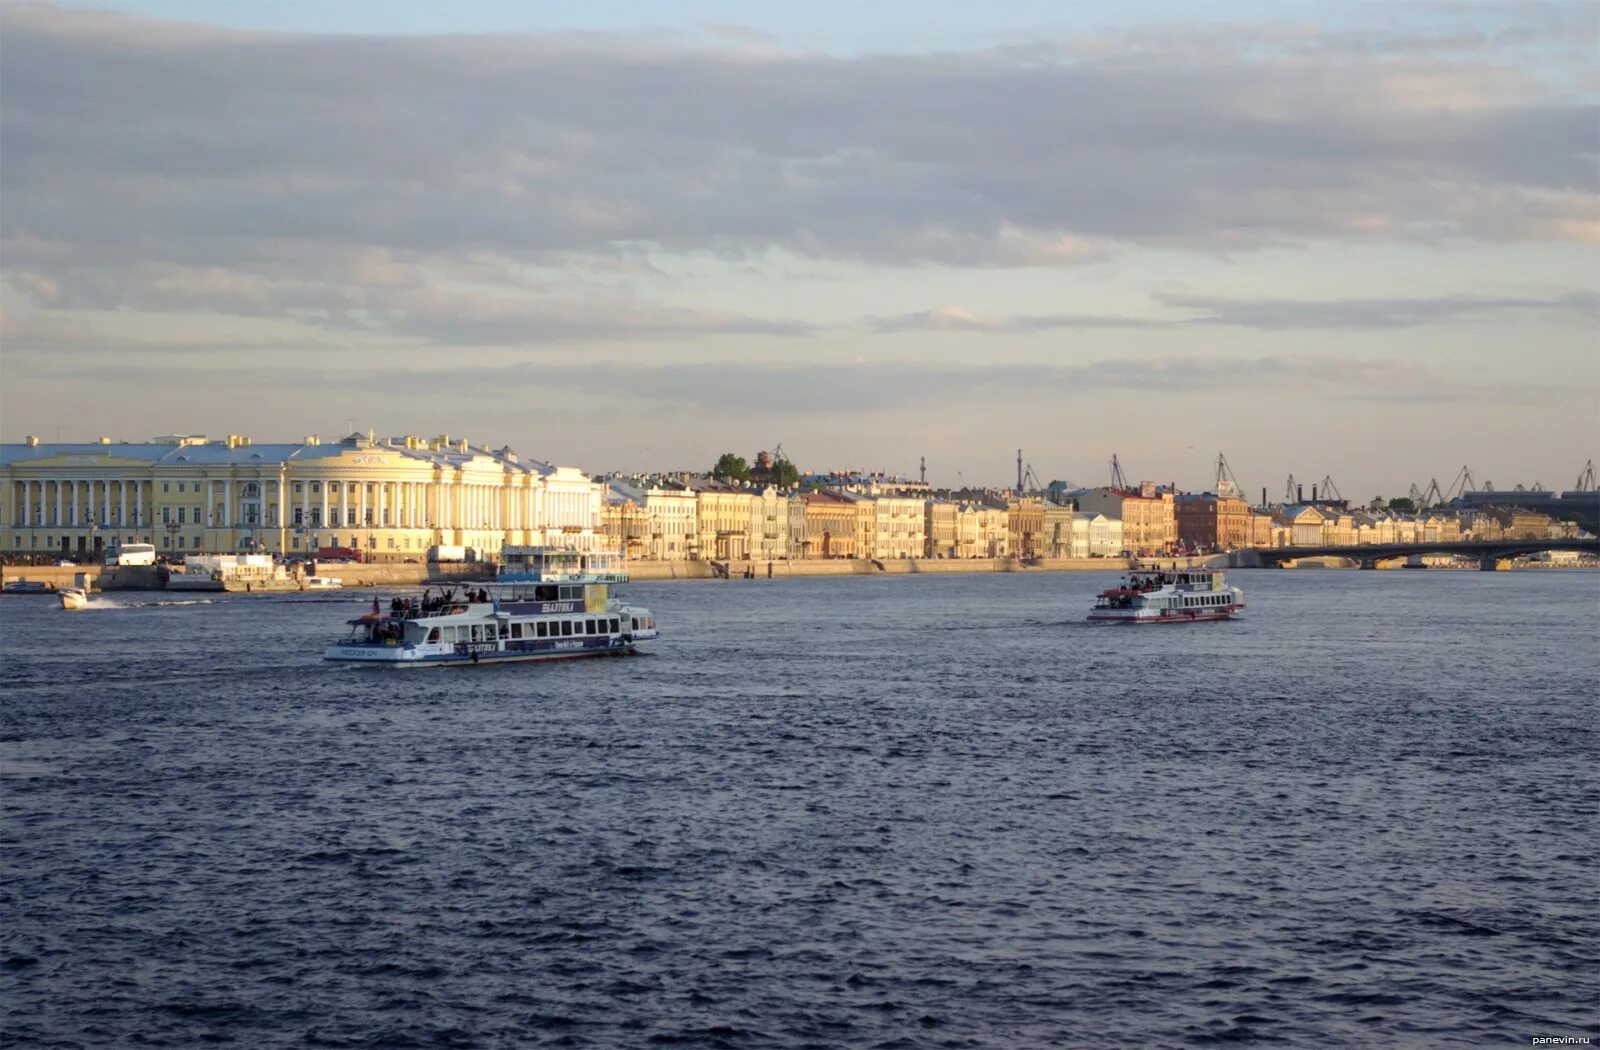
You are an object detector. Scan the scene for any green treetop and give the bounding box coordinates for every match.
[712,453,750,482]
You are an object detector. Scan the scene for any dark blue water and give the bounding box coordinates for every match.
[2,570,1596,1047]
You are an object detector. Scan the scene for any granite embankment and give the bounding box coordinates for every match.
[3,557,1186,592]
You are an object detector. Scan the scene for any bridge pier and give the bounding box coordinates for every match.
[1479,556,1511,572]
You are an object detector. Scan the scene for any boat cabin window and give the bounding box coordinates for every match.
[428,628,441,642]
[585,619,596,634]
[511,622,524,639]
[631,617,639,630]
[498,623,510,639]
[535,622,548,638]
[610,618,619,633]
[560,621,573,636]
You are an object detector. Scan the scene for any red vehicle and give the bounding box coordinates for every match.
[315,546,365,563]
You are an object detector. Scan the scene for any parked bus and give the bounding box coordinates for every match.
[107,542,157,566]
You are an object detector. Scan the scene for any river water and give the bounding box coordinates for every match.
[2,569,1595,1047]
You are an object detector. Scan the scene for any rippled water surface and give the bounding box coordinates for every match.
[3,570,1596,1047]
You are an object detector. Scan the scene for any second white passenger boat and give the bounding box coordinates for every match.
[323,547,659,667]
[1088,568,1245,624]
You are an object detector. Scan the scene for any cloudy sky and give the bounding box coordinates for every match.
[1,1,1595,496]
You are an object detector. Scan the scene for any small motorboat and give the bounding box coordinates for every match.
[58,587,89,610]
[305,576,344,589]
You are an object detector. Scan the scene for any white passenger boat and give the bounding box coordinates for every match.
[1088,568,1244,624]
[323,547,659,668]
[305,576,344,589]
[58,587,89,611]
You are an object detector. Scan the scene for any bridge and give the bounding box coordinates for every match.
[1232,538,1599,571]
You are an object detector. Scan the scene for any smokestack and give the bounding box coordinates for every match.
[1262,487,1267,508]
[1312,485,1318,502]
[1297,484,1304,502]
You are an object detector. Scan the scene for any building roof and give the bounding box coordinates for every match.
[0,435,558,475]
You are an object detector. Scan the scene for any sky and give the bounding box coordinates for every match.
[1,1,1596,497]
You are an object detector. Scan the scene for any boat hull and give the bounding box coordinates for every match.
[325,638,641,668]
[1087,605,1244,624]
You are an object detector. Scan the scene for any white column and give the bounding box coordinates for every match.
[320,480,329,531]
[377,480,386,527]
[54,480,63,526]
[300,479,309,529]
[277,476,286,530]
[119,481,128,528]
[134,481,143,527]
[205,480,214,526]
[222,479,233,530]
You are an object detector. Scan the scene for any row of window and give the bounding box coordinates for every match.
[14,535,204,549]
[1182,594,1232,606]
[430,617,622,644]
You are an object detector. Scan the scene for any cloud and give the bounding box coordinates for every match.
[139,355,1548,414]
[870,291,1598,333]
[0,4,1594,352]
[1156,290,1600,329]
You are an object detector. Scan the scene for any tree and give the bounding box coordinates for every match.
[771,457,800,489]
[1387,497,1417,514]
[711,453,750,482]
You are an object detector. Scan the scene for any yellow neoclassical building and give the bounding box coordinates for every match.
[1,432,603,560]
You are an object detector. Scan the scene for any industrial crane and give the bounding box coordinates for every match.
[1443,465,1478,503]
[1110,454,1130,490]
[1214,453,1243,497]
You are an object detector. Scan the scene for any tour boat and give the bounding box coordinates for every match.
[305,576,344,589]
[58,587,89,611]
[1088,568,1244,624]
[323,547,659,668]
[1,580,54,595]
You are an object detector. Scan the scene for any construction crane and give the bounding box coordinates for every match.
[1214,453,1243,497]
[1419,478,1445,509]
[1110,454,1130,490]
[1576,459,1597,492]
[1283,474,1298,503]
[1021,463,1044,494]
[1316,474,1343,502]
[1444,465,1478,502]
